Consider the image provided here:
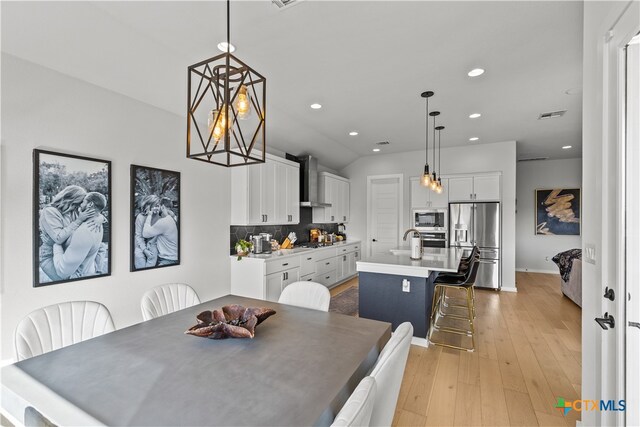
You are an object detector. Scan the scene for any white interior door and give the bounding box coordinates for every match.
[590,6,639,426]
[367,175,403,257]
[625,31,640,427]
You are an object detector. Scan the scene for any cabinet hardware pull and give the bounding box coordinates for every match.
[325,262,330,265]
[283,263,289,266]
[326,276,330,279]
[307,257,312,260]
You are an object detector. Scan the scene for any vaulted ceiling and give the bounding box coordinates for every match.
[1,1,583,170]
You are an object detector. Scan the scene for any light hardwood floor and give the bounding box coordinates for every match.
[330,272,582,427]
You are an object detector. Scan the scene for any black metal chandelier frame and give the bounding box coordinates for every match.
[186,0,266,167]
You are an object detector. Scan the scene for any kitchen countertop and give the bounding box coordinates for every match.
[231,240,361,261]
[356,247,464,278]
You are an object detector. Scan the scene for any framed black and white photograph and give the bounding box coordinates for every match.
[535,188,581,236]
[130,165,180,272]
[33,149,112,287]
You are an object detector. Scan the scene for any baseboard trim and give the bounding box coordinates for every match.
[411,337,429,348]
[516,268,559,275]
[500,287,518,293]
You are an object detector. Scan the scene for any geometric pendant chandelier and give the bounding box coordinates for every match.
[186,0,266,167]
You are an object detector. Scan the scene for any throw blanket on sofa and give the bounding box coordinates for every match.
[552,249,582,282]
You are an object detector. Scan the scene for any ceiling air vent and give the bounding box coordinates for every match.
[376,141,390,146]
[272,0,304,10]
[538,110,567,120]
[517,157,549,162]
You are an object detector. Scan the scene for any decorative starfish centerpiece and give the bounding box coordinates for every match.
[185,304,276,339]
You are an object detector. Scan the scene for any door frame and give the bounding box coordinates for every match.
[624,28,640,427]
[598,3,639,425]
[366,174,404,257]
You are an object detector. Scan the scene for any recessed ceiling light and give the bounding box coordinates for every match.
[562,145,572,149]
[469,137,479,141]
[349,131,359,136]
[310,103,322,109]
[217,42,236,53]
[468,68,485,77]
[372,148,381,152]
[469,113,482,119]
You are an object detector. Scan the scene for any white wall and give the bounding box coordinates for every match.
[340,141,517,290]
[0,55,232,361]
[516,158,582,273]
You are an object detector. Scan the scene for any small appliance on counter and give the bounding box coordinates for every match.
[309,228,321,243]
[337,223,347,241]
[250,233,272,254]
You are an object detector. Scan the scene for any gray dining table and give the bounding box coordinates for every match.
[0,295,391,426]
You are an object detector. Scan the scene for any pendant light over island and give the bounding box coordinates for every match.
[419,91,445,193]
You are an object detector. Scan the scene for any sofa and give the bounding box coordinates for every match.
[552,249,582,307]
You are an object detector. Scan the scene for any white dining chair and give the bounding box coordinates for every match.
[331,376,377,427]
[278,281,331,312]
[14,301,115,361]
[369,322,413,427]
[140,283,201,321]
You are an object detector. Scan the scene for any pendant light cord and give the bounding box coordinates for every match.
[227,0,231,47]
[438,128,441,174]
[425,97,429,164]
[432,115,436,170]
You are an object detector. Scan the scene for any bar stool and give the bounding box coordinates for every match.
[438,247,479,316]
[428,259,480,352]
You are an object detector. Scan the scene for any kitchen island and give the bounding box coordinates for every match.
[356,248,464,345]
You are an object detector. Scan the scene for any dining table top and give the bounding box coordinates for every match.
[2,295,391,426]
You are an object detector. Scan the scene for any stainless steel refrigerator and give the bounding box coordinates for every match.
[449,202,501,289]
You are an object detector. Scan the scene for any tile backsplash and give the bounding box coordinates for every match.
[230,208,339,251]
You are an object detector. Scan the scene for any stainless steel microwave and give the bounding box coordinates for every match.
[413,208,447,231]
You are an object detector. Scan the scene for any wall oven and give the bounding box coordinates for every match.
[413,208,448,232]
[420,231,448,248]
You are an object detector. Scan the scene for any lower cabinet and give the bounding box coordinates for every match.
[266,267,300,301]
[230,242,361,302]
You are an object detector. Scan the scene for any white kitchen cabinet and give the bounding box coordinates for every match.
[472,175,501,201]
[447,174,500,202]
[313,172,350,223]
[286,164,300,224]
[231,154,300,225]
[231,242,361,300]
[447,176,474,202]
[265,267,300,302]
[337,254,347,282]
[410,177,449,208]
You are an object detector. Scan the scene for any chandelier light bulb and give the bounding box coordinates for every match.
[235,85,252,119]
[208,107,233,142]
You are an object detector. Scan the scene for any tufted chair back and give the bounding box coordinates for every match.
[369,322,413,426]
[15,301,115,361]
[140,283,201,321]
[278,281,331,312]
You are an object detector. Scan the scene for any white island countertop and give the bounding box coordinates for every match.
[356,247,464,278]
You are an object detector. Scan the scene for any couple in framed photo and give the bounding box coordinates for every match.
[33,150,180,287]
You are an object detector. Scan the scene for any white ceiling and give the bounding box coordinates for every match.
[1,1,583,170]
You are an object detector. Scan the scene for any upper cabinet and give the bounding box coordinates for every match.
[231,154,300,225]
[410,177,449,208]
[312,172,350,223]
[448,174,501,202]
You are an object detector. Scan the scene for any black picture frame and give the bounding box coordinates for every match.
[535,188,581,236]
[130,165,181,272]
[33,149,112,287]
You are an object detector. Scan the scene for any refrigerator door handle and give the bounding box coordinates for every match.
[479,260,497,264]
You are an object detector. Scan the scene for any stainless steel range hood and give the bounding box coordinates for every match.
[286,154,331,208]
